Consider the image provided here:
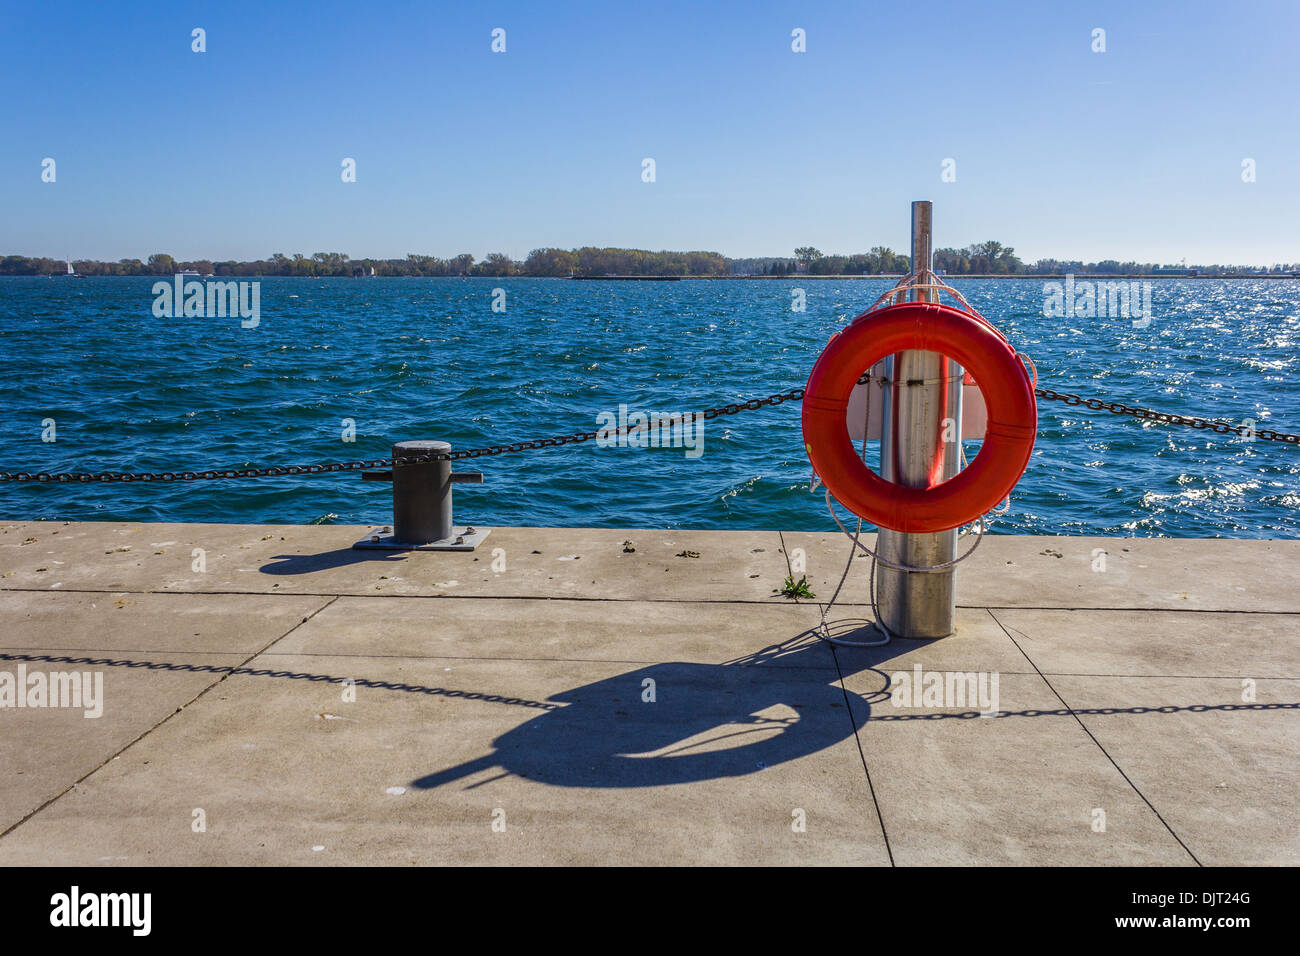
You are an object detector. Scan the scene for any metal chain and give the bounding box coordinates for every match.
[1,380,1291,483]
[1034,387,1300,444]
[0,386,809,482]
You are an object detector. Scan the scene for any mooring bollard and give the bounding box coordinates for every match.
[353,440,490,551]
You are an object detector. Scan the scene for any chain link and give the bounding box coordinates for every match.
[0,387,808,482]
[0,381,1290,483]
[1034,388,1300,444]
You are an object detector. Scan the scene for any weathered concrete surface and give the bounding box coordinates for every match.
[0,521,1295,865]
[0,522,786,602]
[1044,675,1300,867]
[8,520,1295,609]
[0,590,330,835]
[781,530,1300,612]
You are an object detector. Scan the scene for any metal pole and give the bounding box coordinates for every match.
[875,201,962,638]
[392,440,454,545]
[353,440,489,551]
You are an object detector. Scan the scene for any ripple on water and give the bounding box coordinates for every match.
[0,276,1295,537]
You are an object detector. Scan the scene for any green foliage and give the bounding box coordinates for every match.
[776,575,816,600]
[934,242,1024,274]
[0,248,1290,279]
[566,247,728,277]
[146,253,177,275]
[523,248,578,276]
[473,253,516,277]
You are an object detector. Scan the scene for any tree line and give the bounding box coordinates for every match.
[0,248,728,278]
[2,245,1295,277]
[763,243,1298,276]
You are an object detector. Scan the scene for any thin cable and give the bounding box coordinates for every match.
[815,408,891,647]
[815,523,889,647]
[814,488,992,648]
[1016,351,1038,390]
[825,489,987,572]
[810,269,1008,647]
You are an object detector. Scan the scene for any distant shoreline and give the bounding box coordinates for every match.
[5,273,1296,281]
[7,245,1296,281]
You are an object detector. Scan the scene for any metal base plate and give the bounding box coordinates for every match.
[352,527,491,552]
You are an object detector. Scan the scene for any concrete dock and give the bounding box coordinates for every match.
[0,520,1295,866]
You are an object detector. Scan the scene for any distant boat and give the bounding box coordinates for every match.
[177,269,201,278]
[369,266,376,277]
[56,260,77,277]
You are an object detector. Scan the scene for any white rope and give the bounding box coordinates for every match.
[814,402,892,647]
[813,487,997,649]
[809,266,1019,648]
[824,488,988,572]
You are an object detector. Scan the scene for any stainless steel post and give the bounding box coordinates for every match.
[874,201,963,637]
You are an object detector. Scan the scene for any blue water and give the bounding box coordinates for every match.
[0,276,1296,537]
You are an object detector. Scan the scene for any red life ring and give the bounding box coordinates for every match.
[802,301,1036,533]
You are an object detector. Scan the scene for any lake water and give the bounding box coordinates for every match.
[0,276,1296,537]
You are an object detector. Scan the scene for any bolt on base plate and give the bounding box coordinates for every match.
[352,526,492,552]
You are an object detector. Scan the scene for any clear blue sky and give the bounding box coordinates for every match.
[3,0,1297,265]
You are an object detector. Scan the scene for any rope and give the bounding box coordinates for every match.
[814,406,893,648]
[811,372,991,649]
[808,268,1007,648]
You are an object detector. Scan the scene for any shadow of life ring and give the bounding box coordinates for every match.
[801,301,1036,533]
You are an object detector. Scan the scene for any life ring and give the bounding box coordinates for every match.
[802,301,1036,533]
